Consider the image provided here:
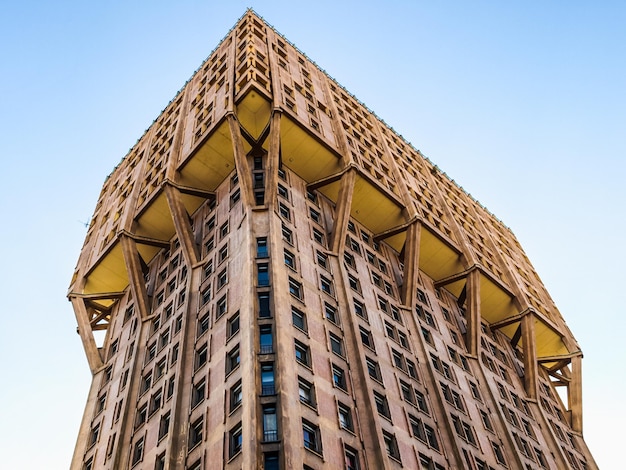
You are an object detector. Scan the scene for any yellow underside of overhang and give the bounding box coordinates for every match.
[443,273,570,360]
[316,175,405,236]
[281,115,342,183]
[498,318,569,363]
[444,274,518,322]
[84,243,128,295]
[83,189,204,296]
[83,240,164,296]
[179,121,236,191]
[419,228,464,281]
[236,90,272,141]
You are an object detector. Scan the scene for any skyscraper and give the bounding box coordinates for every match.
[68,9,597,470]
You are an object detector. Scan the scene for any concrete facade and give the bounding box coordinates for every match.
[68,10,597,470]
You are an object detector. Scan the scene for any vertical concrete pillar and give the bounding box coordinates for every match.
[521,312,538,400]
[265,111,282,207]
[164,184,199,266]
[329,168,356,254]
[228,114,254,208]
[400,221,421,307]
[70,297,104,373]
[570,355,583,432]
[120,235,150,320]
[466,269,481,357]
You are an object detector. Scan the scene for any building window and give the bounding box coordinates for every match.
[131,437,144,466]
[309,207,321,223]
[226,345,240,375]
[284,249,296,270]
[257,263,270,286]
[261,363,275,395]
[295,340,311,367]
[217,268,228,288]
[416,288,429,305]
[203,261,213,278]
[191,380,205,408]
[167,376,175,399]
[344,447,360,470]
[254,171,264,188]
[302,420,322,454]
[398,330,409,350]
[256,237,268,258]
[230,380,242,412]
[353,299,366,319]
[155,452,166,470]
[215,295,228,318]
[378,296,389,313]
[332,364,347,391]
[298,377,316,408]
[392,349,406,371]
[325,303,338,324]
[158,412,170,440]
[258,292,271,318]
[492,442,507,466]
[382,431,401,461]
[201,286,211,306]
[307,189,318,204]
[149,389,163,415]
[263,405,278,442]
[226,311,239,339]
[279,203,291,221]
[316,251,329,270]
[409,414,426,442]
[360,326,374,350]
[374,391,391,419]
[415,390,429,414]
[481,410,494,431]
[292,307,307,332]
[230,188,240,207]
[366,357,382,382]
[348,274,361,293]
[282,224,293,245]
[288,277,303,300]
[219,243,228,263]
[344,251,356,268]
[260,325,273,354]
[400,380,415,405]
[145,342,157,364]
[424,424,439,450]
[535,448,548,468]
[189,417,203,449]
[320,276,334,296]
[329,332,344,357]
[96,393,107,415]
[406,359,418,380]
[312,228,325,246]
[348,237,361,254]
[140,372,152,395]
[89,423,100,447]
[452,414,477,446]
[195,343,208,370]
[278,184,289,199]
[255,189,265,205]
[220,221,229,239]
[229,423,242,458]
[338,402,354,432]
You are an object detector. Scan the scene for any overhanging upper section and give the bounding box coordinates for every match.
[68,9,580,366]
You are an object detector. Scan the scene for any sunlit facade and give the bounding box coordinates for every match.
[68,10,598,470]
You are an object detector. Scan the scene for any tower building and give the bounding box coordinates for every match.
[68,10,598,470]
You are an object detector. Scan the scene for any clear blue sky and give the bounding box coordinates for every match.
[1,1,623,468]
